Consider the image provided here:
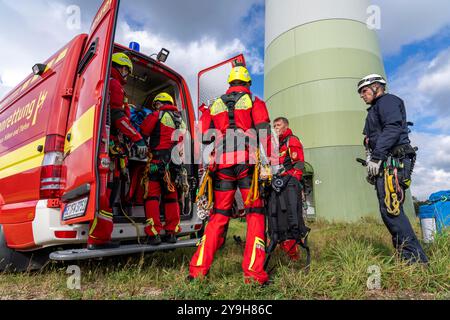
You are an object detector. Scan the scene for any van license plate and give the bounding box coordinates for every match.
[63,197,89,221]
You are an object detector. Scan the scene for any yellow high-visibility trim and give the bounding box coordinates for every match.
[234,94,252,110]
[210,99,227,116]
[89,217,98,236]
[0,137,46,180]
[99,210,113,219]
[248,236,265,272]
[65,105,96,154]
[146,218,158,236]
[160,112,176,128]
[196,235,206,266]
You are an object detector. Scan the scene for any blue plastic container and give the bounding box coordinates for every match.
[428,191,450,231]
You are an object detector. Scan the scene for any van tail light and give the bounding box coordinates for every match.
[54,231,77,239]
[40,135,65,199]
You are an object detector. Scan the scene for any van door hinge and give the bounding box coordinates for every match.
[62,88,74,98]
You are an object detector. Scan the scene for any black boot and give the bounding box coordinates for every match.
[165,233,177,244]
[146,235,162,246]
[87,241,120,250]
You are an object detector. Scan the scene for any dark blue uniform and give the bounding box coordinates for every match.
[363,93,428,264]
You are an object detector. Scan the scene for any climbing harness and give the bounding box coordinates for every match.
[383,156,409,216]
[175,165,192,216]
[196,166,214,221]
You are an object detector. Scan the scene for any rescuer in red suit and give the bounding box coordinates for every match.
[189,66,272,285]
[140,92,185,245]
[87,53,148,250]
[272,117,305,261]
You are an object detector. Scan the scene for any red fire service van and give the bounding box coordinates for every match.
[0,0,246,271]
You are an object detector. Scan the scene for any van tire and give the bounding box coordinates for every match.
[0,225,49,272]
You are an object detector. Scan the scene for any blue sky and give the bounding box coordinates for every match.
[0,0,449,199]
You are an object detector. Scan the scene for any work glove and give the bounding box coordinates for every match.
[135,140,148,158]
[367,160,382,177]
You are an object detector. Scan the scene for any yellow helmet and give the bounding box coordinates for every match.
[153,92,174,106]
[112,52,133,74]
[228,66,252,84]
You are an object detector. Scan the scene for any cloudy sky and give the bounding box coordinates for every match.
[0,0,449,200]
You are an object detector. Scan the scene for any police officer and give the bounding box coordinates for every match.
[87,53,148,250]
[358,74,428,264]
[140,93,185,245]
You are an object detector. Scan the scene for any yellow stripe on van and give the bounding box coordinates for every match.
[55,48,68,64]
[0,137,46,180]
[65,105,96,154]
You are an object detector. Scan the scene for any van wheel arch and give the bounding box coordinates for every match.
[0,225,49,272]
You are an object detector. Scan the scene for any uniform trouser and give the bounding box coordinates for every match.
[126,163,146,205]
[375,175,428,263]
[280,240,300,260]
[189,164,269,284]
[88,165,118,245]
[144,172,181,237]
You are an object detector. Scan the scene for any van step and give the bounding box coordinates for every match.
[49,238,198,261]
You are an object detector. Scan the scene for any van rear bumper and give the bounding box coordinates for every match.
[30,200,203,250]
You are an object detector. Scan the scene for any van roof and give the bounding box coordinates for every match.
[114,43,185,82]
[0,43,72,112]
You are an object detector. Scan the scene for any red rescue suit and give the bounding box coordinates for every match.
[140,105,182,237]
[88,68,144,245]
[276,128,305,260]
[189,86,271,285]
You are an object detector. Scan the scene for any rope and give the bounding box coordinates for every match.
[384,167,401,216]
[196,168,214,220]
[163,168,176,193]
[245,149,260,206]
[141,152,153,200]
[119,201,142,245]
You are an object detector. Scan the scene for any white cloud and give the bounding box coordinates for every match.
[116,21,264,106]
[390,47,450,133]
[388,46,450,200]
[410,132,450,200]
[372,0,450,55]
[0,0,86,100]
[0,0,264,102]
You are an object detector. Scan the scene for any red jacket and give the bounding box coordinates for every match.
[201,86,271,168]
[277,128,304,181]
[109,68,142,143]
[140,105,183,151]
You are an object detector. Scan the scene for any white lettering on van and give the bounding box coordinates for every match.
[32,91,48,126]
[0,90,48,138]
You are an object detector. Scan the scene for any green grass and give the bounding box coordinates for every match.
[0,218,448,300]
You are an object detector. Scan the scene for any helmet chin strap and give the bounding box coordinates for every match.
[370,85,379,98]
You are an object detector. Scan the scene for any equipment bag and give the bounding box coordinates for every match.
[264,175,311,270]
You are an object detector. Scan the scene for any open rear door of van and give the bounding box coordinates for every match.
[61,0,120,225]
[197,54,246,110]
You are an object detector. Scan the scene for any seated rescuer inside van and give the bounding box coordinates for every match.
[87,53,148,250]
[358,74,428,264]
[270,117,309,261]
[140,93,186,245]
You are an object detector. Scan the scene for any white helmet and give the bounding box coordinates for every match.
[357,74,387,93]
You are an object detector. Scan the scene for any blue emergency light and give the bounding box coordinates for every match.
[129,42,140,52]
